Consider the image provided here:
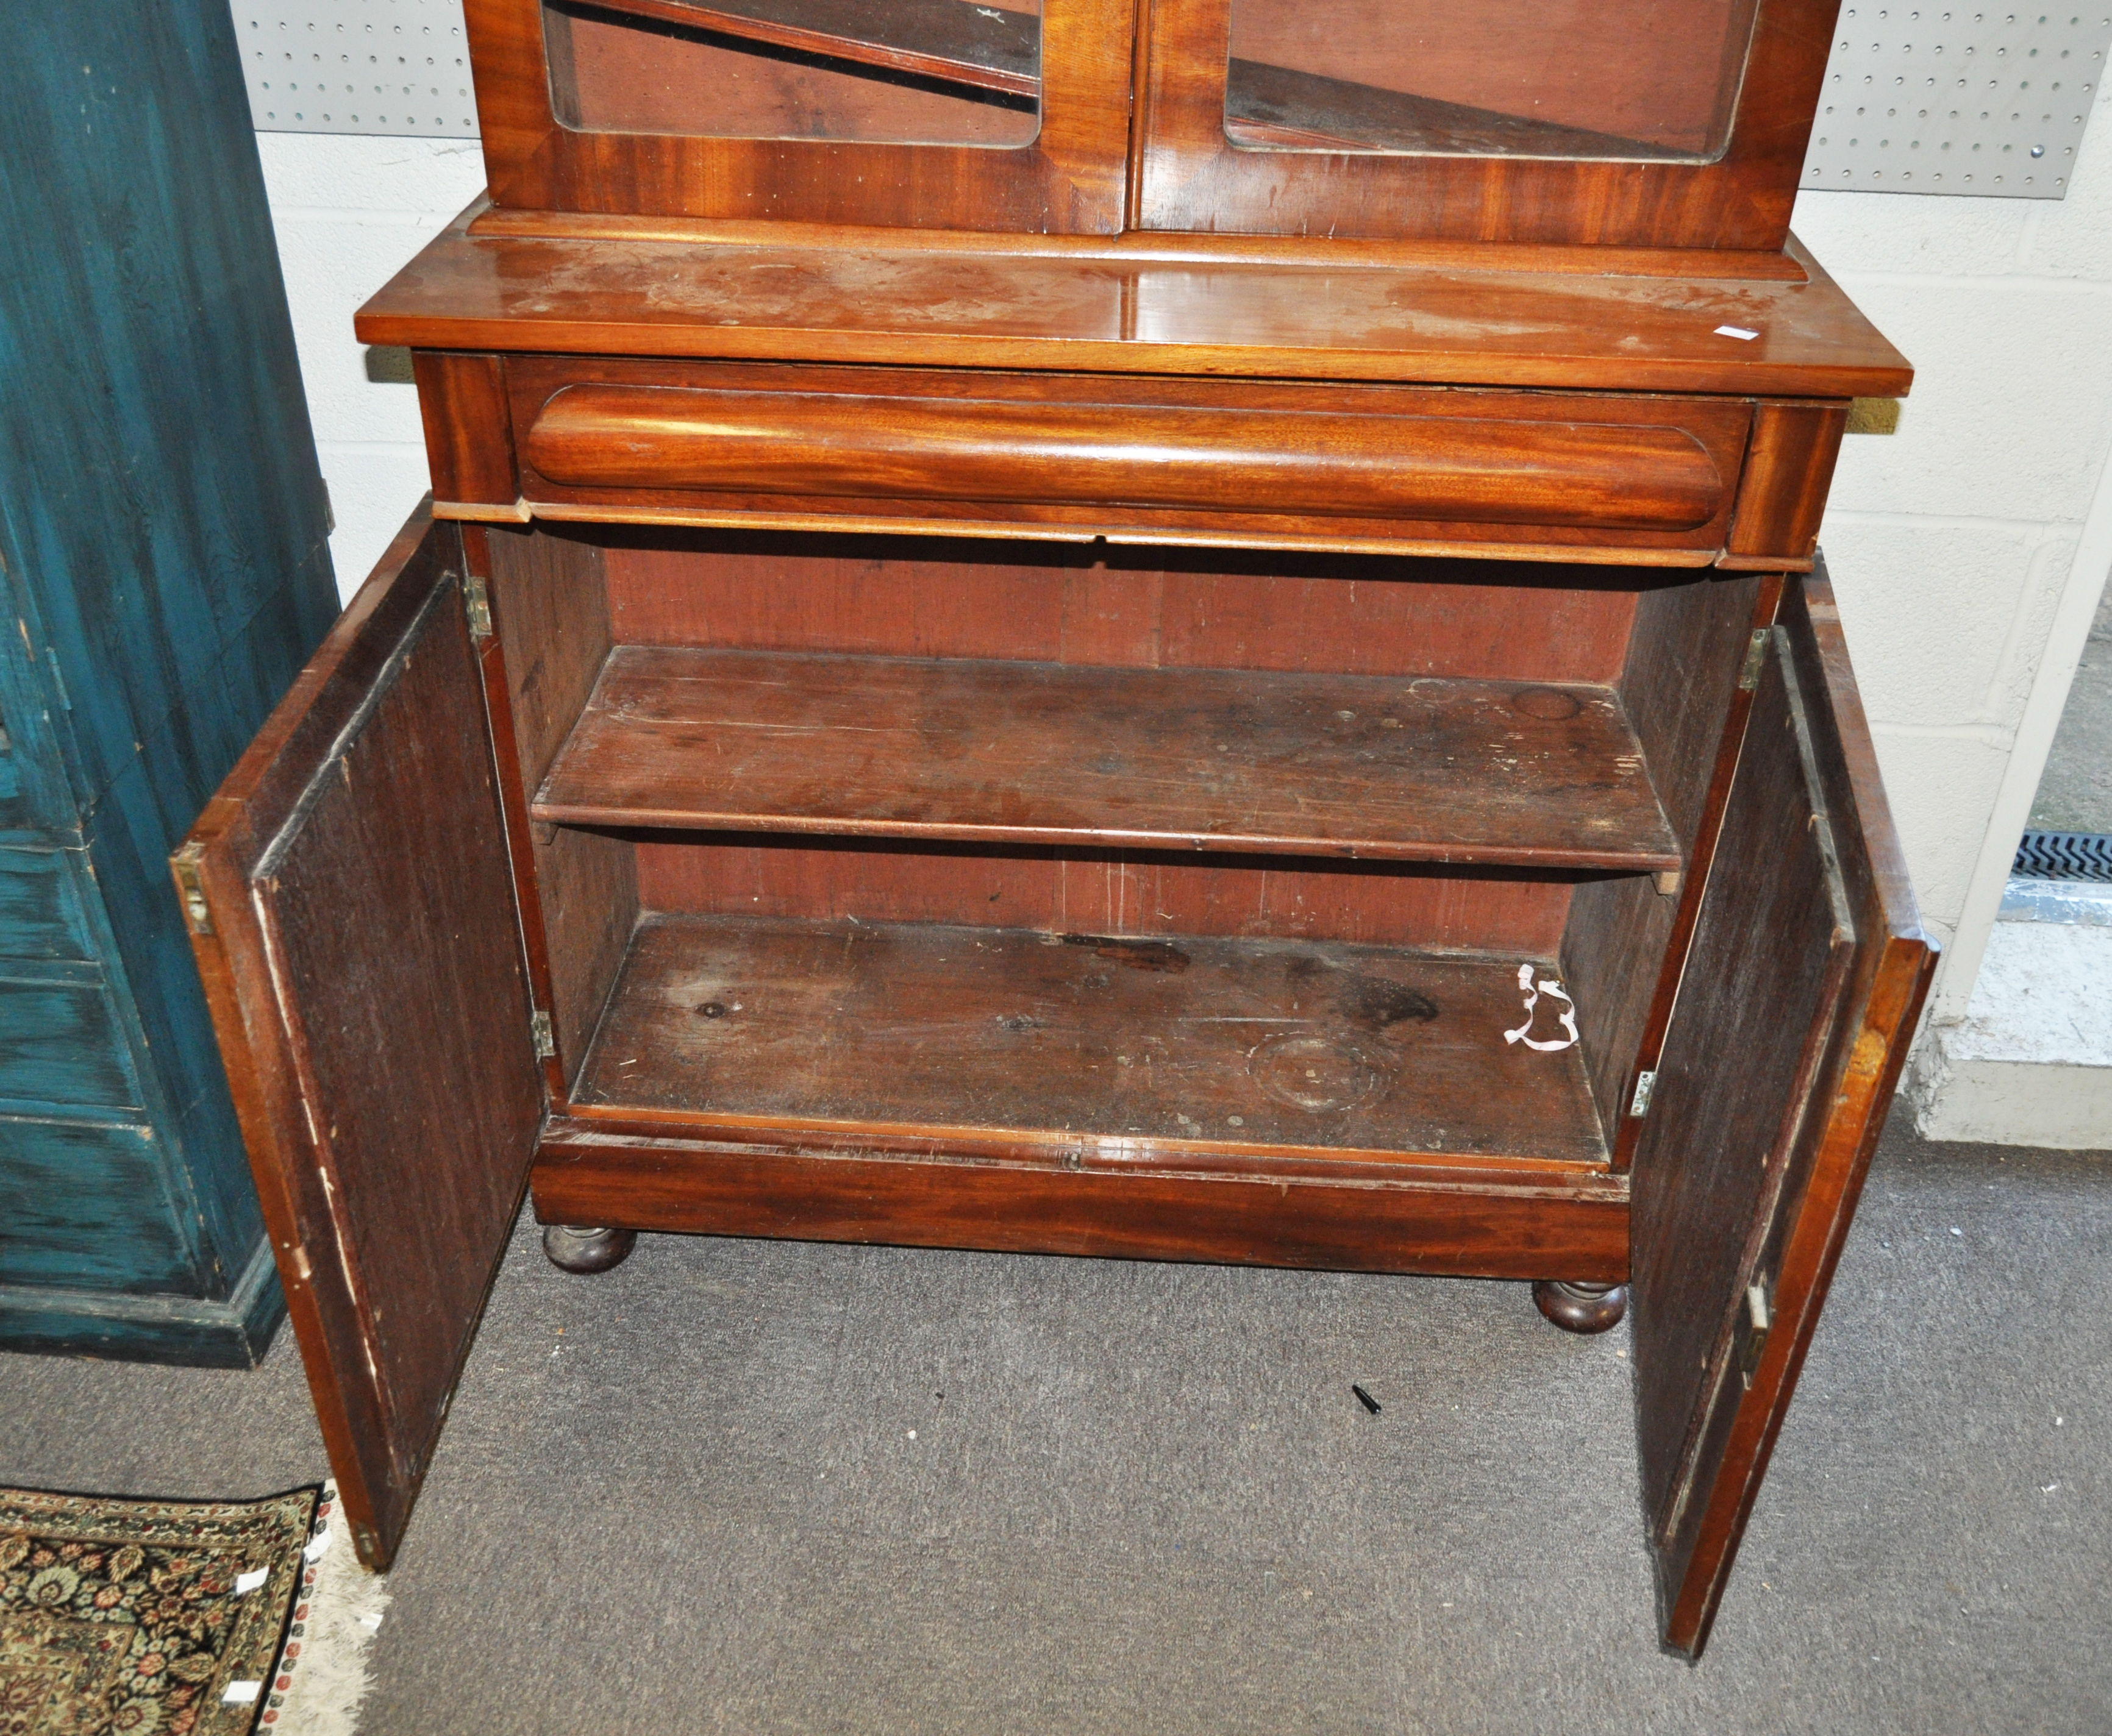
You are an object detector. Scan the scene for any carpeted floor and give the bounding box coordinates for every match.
[3,1120,2106,1733]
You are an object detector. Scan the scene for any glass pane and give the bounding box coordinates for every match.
[546,0,1041,146]
[1224,0,1761,161]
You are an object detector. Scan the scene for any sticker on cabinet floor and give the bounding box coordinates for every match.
[1504,965,1579,1053]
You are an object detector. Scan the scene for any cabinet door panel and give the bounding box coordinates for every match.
[176,506,543,1570]
[1137,0,1835,247]
[467,0,1133,232]
[1630,572,1934,1657]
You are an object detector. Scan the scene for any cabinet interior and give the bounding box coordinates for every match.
[484,524,1756,1172]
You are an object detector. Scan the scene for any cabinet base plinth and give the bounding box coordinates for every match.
[532,1121,1630,1281]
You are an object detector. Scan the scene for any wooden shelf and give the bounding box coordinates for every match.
[571,912,1610,1165]
[532,647,1680,870]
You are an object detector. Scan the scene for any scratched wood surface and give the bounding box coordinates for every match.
[1641,579,1936,1658]
[535,646,1679,869]
[533,1120,1632,1278]
[465,0,1132,232]
[180,514,544,1569]
[361,218,1912,398]
[572,911,1607,1162]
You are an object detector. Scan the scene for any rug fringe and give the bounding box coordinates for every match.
[260,1481,391,1735]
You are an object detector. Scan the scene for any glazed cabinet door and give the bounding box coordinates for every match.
[466,0,1136,232]
[174,505,544,1570]
[1629,571,1935,1657]
[1134,0,1837,248]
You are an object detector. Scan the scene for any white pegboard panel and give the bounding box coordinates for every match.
[232,0,477,135]
[1802,6,2112,196]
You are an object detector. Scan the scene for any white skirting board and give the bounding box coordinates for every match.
[1910,910,2112,1150]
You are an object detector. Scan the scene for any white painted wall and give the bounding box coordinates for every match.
[254,133,486,591]
[251,98,2112,1131]
[1793,76,2112,1133]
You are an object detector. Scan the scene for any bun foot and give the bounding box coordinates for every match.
[541,1224,637,1274]
[1533,1279,1629,1335]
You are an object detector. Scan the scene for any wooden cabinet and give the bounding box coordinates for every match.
[179,0,1932,1659]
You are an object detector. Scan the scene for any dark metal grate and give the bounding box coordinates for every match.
[2013,830,2112,881]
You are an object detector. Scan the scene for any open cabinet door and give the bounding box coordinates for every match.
[1630,571,1936,1659]
[173,504,543,1570]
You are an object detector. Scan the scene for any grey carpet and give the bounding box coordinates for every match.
[4,1122,2107,1732]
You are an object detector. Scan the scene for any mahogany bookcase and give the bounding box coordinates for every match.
[176,0,1931,1657]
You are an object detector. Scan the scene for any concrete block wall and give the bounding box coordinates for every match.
[1792,74,2112,1134]
[251,92,2112,1133]
[253,133,485,590]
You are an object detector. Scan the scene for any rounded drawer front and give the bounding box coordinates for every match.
[521,383,1728,532]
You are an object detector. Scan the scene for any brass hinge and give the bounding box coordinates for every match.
[1737,627,1772,691]
[171,842,213,936]
[1629,1069,1657,1119]
[1738,1279,1772,1389]
[530,1009,555,1060]
[462,572,493,641]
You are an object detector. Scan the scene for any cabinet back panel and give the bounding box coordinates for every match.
[637,836,1573,953]
[601,533,1640,681]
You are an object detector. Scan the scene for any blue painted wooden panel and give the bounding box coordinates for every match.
[0,967,141,1112]
[0,849,98,962]
[0,1238,281,1368]
[0,10,341,827]
[0,0,338,1362]
[0,1118,194,1293]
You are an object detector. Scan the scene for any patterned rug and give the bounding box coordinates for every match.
[0,1482,319,1735]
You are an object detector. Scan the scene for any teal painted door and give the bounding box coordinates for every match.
[0,0,341,1363]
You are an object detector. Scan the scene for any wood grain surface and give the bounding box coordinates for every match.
[1137,0,1835,249]
[533,646,1680,869]
[479,525,641,1089]
[362,220,1912,399]
[498,358,1757,556]
[570,911,1608,1164]
[533,1120,1631,1279]
[1563,572,1771,1162]
[635,837,1576,954]
[177,510,542,1571]
[1223,0,1758,154]
[465,0,1132,232]
[1645,575,1936,1658]
[599,531,1643,683]
[550,0,1041,148]
[521,380,1729,530]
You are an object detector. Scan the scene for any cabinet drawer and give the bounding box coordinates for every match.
[460,358,1760,561]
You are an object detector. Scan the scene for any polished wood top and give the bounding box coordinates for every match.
[357,205,1913,397]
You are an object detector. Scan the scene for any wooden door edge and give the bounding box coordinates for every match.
[1654,934,1935,1657]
